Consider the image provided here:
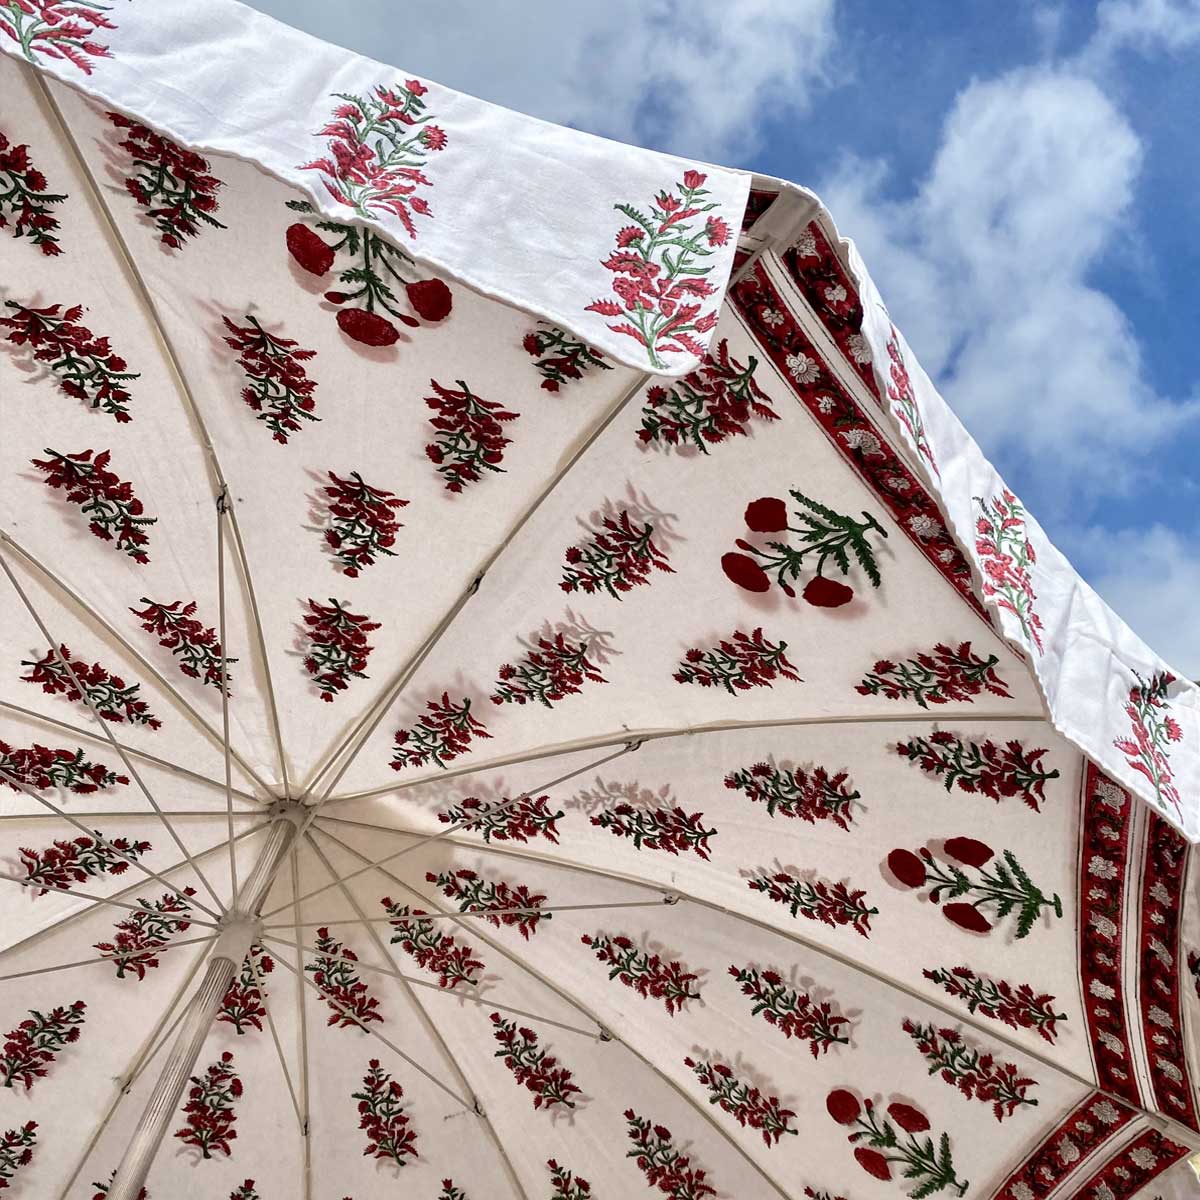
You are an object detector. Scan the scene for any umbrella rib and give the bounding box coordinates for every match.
[0,933,218,983]
[0,808,255,821]
[262,896,672,928]
[288,845,313,1200]
[246,941,305,1134]
[0,529,274,796]
[216,488,239,904]
[0,870,221,926]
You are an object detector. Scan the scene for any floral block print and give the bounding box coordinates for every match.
[381,898,483,989]
[427,868,550,939]
[130,598,235,693]
[21,643,159,725]
[548,1159,592,1199]
[217,944,273,1035]
[355,1059,418,1165]
[319,469,407,576]
[1,1000,85,1090]
[638,339,778,451]
[0,1121,36,1190]
[490,1014,581,1110]
[20,831,149,895]
[0,740,127,793]
[675,627,801,692]
[747,869,877,938]
[1,301,139,420]
[586,170,727,370]
[492,633,606,708]
[94,888,197,980]
[0,0,113,71]
[896,731,1059,811]
[885,332,938,476]
[305,927,384,1029]
[437,793,562,845]
[856,642,1010,709]
[590,801,716,859]
[174,1051,240,1159]
[722,490,888,607]
[439,1182,469,1200]
[0,132,65,253]
[974,490,1044,654]
[724,760,858,829]
[107,112,226,247]
[229,1184,259,1200]
[684,1056,797,1146]
[888,840,1061,940]
[222,314,319,444]
[425,379,519,492]
[301,598,379,701]
[583,934,701,1016]
[390,693,490,771]
[922,966,1066,1044]
[728,965,850,1056]
[826,1090,968,1198]
[902,1019,1038,1122]
[523,324,611,392]
[301,82,446,235]
[560,509,673,598]
[1114,670,1184,819]
[624,1109,716,1200]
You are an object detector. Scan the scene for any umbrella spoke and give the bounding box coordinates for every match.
[215,486,239,905]
[287,846,314,1200]
[0,870,222,926]
[246,937,305,1133]
[0,933,218,983]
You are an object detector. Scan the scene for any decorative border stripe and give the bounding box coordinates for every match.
[1069,1126,1189,1200]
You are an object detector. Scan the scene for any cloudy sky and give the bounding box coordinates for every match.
[249,0,1200,675]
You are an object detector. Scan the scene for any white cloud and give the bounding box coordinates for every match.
[1084,0,1200,62]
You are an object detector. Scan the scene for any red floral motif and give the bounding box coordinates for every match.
[390,692,490,771]
[582,934,701,1015]
[638,339,778,450]
[222,314,318,444]
[229,1183,259,1200]
[489,1014,581,1110]
[439,1183,468,1200]
[728,964,850,1056]
[974,490,1043,654]
[922,966,1066,1044]
[523,325,611,391]
[0,132,65,254]
[591,802,715,859]
[1114,670,1184,819]
[319,470,407,576]
[426,869,550,940]
[130,597,235,693]
[888,841,1061,940]
[1,301,139,420]
[94,887,196,980]
[301,598,379,701]
[492,633,606,708]
[305,927,384,1029]
[1,1000,85,1090]
[857,643,1010,709]
[684,1056,797,1146]
[107,113,226,248]
[20,830,150,895]
[825,1090,967,1198]
[381,898,483,989]
[674,627,801,692]
[355,1058,418,1166]
[0,740,128,793]
[425,379,519,493]
[1069,1128,1188,1200]
[902,1019,1037,1122]
[548,1159,592,1200]
[561,509,673,598]
[897,731,1059,811]
[0,1121,36,1191]
[724,761,858,830]
[586,171,724,369]
[174,1050,241,1159]
[624,1109,717,1200]
[437,793,562,844]
[301,82,446,235]
[747,869,877,938]
[0,0,113,71]
[21,643,160,726]
[885,332,938,476]
[217,944,273,1035]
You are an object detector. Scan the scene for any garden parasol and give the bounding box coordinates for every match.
[1,3,1199,1200]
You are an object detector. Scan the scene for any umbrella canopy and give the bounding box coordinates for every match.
[1,3,1199,1199]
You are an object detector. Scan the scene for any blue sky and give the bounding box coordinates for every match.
[249,0,1199,675]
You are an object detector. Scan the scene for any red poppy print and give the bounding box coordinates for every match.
[20,831,150,895]
[684,1056,797,1146]
[560,508,673,599]
[856,642,1010,709]
[319,470,408,577]
[747,869,877,937]
[94,888,196,980]
[217,944,273,1035]
[489,1014,581,1111]
[1,301,139,420]
[896,731,1059,811]
[21,643,160,726]
[381,899,483,989]
[591,802,715,859]
[390,692,490,771]
[0,1121,36,1191]
[675,627,801,692]
[724,760,858,829]
[438,793,562,845]
[425,379,519,492]
[130,598,235,693]
[354,1058,418,1166]
[624,1109,717,1200]
[107,112,226,248]
[586,171,726,369]
[638,339,778,451]
[222,314,318,443]
[0,0,113,71]
[174,1050,241,1159]
[728,964,850,1056]
[426,869,550,940]
[492,633,606,708]
[975,490,1044,654]
[887,841,1061,939]
[305,927,384,1029]
[0,132,65,254]
[548,1160,592,1200]
[0,740,128,793]
[523,324,611,391]
[300,597,379,701]
[1,1000,86,1090]
[885,331,937,476]
[1113,670,1184,819]
[582,933,701,1015]
[230,1184,259,1200]
[300,81,445,235]
[922,966,1066,1044]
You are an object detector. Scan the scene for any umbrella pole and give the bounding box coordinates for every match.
[105,806,301,1200]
